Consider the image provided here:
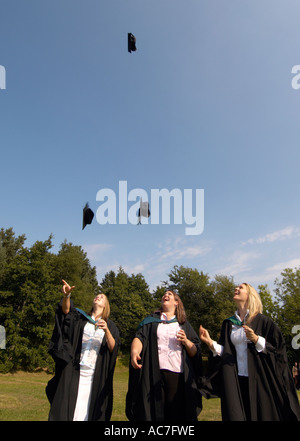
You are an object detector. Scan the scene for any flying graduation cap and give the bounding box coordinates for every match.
[137,198,150,224]
[128,33,137,53]
[82,203,94,230]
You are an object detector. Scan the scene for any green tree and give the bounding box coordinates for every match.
[273,267,300,364]
[101,267,153,351]
[0,234,58,372]
[128,272,156,314]
[209,274,236,339]
[100,270,116,298]
[0,227,26,261]
[167,265,214,335]
[152,285,166,309]
[55,241,99,312]
[257,284,276,320]
[0,229,100,372]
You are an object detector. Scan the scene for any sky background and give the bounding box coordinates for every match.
[1,0,300,294]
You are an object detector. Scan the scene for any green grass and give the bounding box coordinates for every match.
[0,371,50,421]
[0,359,298,421]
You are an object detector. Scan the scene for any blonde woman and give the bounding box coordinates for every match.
[46,280,119,421]
[199,283,300,421]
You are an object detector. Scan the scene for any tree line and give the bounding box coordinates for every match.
[0,227,299,373]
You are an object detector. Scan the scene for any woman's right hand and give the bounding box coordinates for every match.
[131,351,142,369]
[199,325,214,350]
[130,337,143,369]
[61,280,75,315]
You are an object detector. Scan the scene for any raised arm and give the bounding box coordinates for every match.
[61,279,75,315]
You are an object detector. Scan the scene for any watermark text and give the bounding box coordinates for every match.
[0,326,5,349]
[96,181,204,235]
[0,65,6,90]
[291,325,300,349]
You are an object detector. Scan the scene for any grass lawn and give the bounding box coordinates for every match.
[0,371,50,421]
[0,359,298,421]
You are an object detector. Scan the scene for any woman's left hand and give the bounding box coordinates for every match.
[176,329,187,346]
[177,329,197,357]
[96,319,108,332]
[243,325,259,344]
[96,319,116,352]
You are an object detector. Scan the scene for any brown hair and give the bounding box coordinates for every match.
[159,290,187,324]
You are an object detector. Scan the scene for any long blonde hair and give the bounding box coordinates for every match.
[243,283,263,323]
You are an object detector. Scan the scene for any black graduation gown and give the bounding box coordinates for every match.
[200,313,300,421]
[125,312,203,421]
[46,300,120,421]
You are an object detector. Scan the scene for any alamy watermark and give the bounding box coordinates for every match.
[95,181,204,235]
[292,325,300,349]
[0,326,5,349]
[291,65,300,89]
[0,65,6,90]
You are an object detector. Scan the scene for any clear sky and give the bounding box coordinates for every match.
[1,0,300,293]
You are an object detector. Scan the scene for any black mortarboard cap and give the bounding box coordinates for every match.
[82,203,94,230]
[137,198,150,224]
[128,33,137,53]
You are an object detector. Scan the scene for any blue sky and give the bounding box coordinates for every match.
[1,0,300,294]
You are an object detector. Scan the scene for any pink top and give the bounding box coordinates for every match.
[157,313,183,373]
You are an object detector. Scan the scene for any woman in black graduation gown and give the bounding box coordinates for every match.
[46,280,120,421]
[199,283,300,421]
[126,290,203,421]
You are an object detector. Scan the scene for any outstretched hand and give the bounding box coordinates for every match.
[62,279,75,297]
[199,325,214,350]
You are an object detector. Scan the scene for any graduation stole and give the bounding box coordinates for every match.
[76,308,97,326]
[227,315,243,326]
[137,315,178,330]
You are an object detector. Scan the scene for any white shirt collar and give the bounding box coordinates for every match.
[160,312,176,320]
[234,309,249,323]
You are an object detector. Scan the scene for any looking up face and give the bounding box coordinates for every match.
[93,293,107,309]
[161,290,178,310]
[233,284,249,304]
